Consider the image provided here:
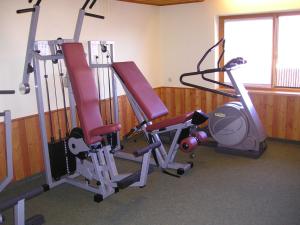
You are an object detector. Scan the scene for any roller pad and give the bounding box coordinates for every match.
[25,214,45,225]
[179,136,197,153]
[0,186,45,212]
[117,166,154,189]
[133,142,161,157]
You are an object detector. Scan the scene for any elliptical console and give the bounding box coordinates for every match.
[180,39,267,158]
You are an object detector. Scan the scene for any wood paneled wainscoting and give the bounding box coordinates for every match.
[1,87,300,181]
[0,95,137,181]
[157,87,300,141]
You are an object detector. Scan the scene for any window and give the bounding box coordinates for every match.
[219,12,300,89]
[276,15,300,88]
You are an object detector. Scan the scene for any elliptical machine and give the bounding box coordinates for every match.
[180,39,267,158]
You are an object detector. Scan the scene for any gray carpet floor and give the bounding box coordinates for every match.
[1,139,300,225]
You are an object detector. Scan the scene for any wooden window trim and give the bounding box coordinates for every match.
[218,11,300,92]
[218,86,300,96]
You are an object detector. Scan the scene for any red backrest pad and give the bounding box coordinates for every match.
[112,62,168,120]
[62,43,102,145]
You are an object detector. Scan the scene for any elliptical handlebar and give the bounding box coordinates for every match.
[197,38,225,72]
[179,39,247,99]
[179,70,239,98]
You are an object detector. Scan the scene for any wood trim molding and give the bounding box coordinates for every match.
[218,11,300,90]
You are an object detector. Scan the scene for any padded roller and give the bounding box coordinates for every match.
[191,131,208,144]
[0,185,48,212]
[179,137,197,153]
[25,214,45,225]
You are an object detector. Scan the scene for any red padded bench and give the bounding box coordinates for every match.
[112,61,195,131]
[62,43,121,145]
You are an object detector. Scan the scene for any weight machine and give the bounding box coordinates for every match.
[0,90,47,225]
[180,39,267,158]
[0,186,47,225]
[87,41,209,176]
[0,90,14,193]
[19,0,159,202]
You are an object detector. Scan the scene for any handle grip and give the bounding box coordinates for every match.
[28,0,42,5]
[197,38,224,71]
[35,0,42,6]
[16,7,35,14]
[224,57,247,70]
[0,90,15,95]
[82,0,97,10]
[133,142,161,157]
[85,12,104,19]
[89,0,97,9]
[82,0,90,10]
[180,71,239,99]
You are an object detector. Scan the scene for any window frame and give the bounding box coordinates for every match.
[219,11,300,92]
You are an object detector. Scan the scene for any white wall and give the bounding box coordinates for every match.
[0,0,160,119]
[159,0,300,87]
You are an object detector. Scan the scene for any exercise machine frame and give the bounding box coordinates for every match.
[0,89,46,225]
[88,41,208,175]
[19,0,158,201]
[0,91,13,193]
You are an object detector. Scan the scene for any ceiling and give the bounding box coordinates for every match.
[118,0,205,6]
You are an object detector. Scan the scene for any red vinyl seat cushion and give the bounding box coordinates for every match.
[112,62,168,120]
[62,42,120,145]
[90,123,121,137]
[146,112,194,132]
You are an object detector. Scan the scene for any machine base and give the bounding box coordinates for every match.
[215,140,267,159]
